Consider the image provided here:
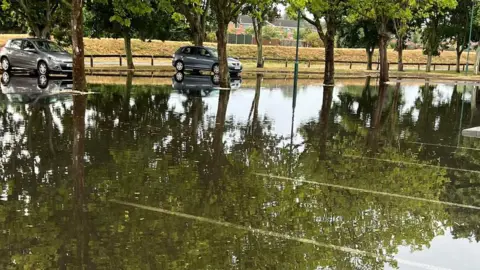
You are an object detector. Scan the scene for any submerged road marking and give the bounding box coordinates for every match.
[405,141,480,151]
[254,173,480,211]
[110,199,451,270]
[344,154,480,175]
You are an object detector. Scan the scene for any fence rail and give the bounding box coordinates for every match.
[85,54,475,71]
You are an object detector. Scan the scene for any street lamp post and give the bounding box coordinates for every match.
[293,10,301,109]
[465,2,475,75]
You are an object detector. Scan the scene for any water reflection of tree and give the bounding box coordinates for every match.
[0,77,479,269]
[298,79,450,268]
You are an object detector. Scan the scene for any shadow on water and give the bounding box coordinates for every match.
[1,72,480,269]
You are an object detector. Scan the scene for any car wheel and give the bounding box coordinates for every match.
[38,61,49,76]
[175,60,184,72]
[1,57,11,71]
[211,74,220,85]
[37,75,49,89]
[174,71,184,82]
[1,71,10,85]
[212,64,220,74]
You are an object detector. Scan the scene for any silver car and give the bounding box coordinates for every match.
[172,46,242,75]
[0,38,73,76]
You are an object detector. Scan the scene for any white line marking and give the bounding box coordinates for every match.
[254,173,480,211]
[110,199,451,270]
[344,154,480,174]
[405,141,480,151]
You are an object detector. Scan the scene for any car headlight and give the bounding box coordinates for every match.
[48,56,62,62]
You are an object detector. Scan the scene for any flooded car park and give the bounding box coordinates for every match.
[1,72,480,269]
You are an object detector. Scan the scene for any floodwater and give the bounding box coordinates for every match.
[1,71,480,269]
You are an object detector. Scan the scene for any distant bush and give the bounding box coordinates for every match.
[206,32,217,42]
[304,32,323,47]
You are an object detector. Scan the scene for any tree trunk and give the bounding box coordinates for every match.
[367,83,387,148]
[212,90,230,162]
[426,53,432,72]
[323,18,335,85]
[40,27,51,39]
[366,47,374,70]
[397,40,404,71]
[193,31,204,46]
[318,85,333,159]
[253,19,264,68]
[378,30,389,83]
[121,71,133,122]
[324,35,335,85]
[249,74,262,137]
[124,33,134,69]
[192,18,205,46]
[256,25,264,68]
[72,95,86,199]
[456,48,462,73]
[216,20,229,88]
[71,0,86,92]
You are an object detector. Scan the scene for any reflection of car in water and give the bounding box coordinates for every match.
[172,72,242,96]
[0,72,73,104]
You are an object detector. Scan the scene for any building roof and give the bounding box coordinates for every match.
[236,15,316,30]
[238,15,253,25]
[271,19,298,28]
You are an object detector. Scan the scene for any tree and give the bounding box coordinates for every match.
[72,0,86,91]
[1,0,64,39]
[422,9,445,72]
[172,0,211,46]
[210,0,247,87]
[0,6,26,34]
[243,1,280,68]
[85,0,173,69]
[348,0,456,82]
[392,5,416,71]
[444,0,479,73]
[338,19,378,70]
[289,0,348,86]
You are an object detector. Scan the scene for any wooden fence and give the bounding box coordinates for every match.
[84,54,475,72]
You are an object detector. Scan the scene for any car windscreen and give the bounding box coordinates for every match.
[209,48,218,58]
[34,41,65,52]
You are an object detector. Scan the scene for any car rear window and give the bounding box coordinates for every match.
[8,40,22,49]
[182,47,194,54]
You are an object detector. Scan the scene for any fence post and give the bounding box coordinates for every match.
[308,60,311,68]
[433,64,436,71]
[349,62,352,69]
[151,56,154,66]
[119,56,122,66]
[448,65,450,71]
[418,64,420,71]
[90,55,93,67]
[285,59,288,68]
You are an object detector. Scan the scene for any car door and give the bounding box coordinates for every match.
[21,40,38,69]
[6,40,23,67]
[197,48,215,70]
[182,47,197,69]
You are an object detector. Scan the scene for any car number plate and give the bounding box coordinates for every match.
[66,63,72,67]
[235,66,241,70]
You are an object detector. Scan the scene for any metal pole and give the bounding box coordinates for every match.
[293,9,301,108]
[465,3,475,75]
